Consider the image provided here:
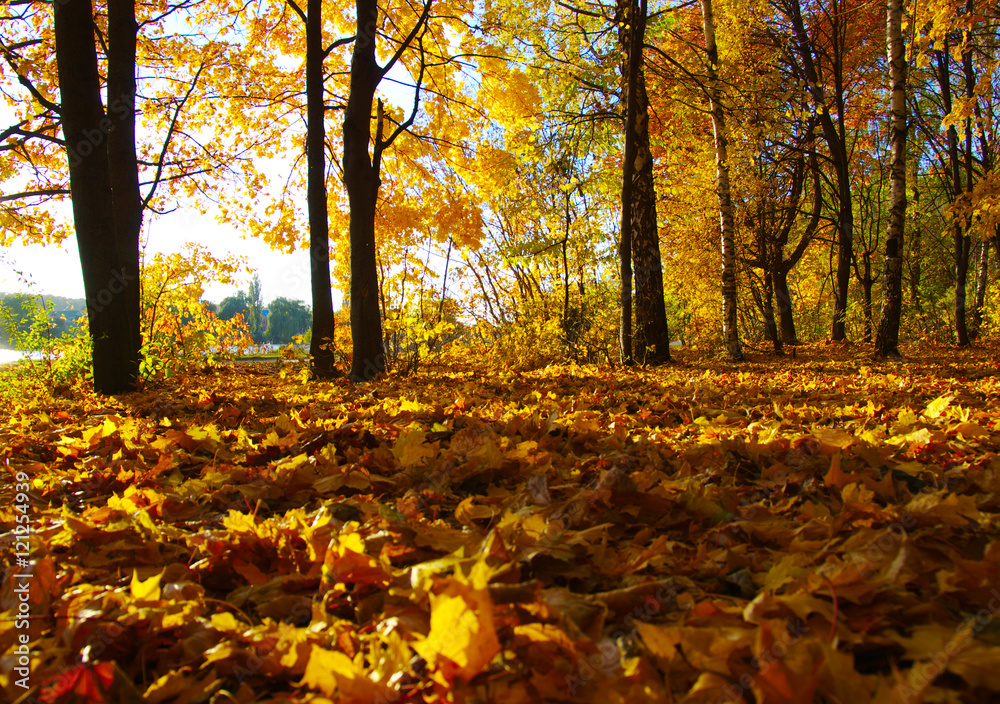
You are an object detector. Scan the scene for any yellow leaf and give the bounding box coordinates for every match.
[302,646,390,700]
[301,647,352,696]
[392,425,437,468]
[130,569,162,601]
[924,395,953,419]
[413,580,501,684]
[210,611,242,633]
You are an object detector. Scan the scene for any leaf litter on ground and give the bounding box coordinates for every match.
[1,340,1000,703]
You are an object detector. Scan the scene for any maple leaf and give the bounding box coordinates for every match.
[413,579,502,685]
[392,425,438,468]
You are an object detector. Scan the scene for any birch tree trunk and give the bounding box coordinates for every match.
[873,0,907,360]
[701,0,743,360]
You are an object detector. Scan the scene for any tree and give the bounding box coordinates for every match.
[53,0,140,393]
[247,273,265,342]
[218,293,250,322]
[873,0,907,357]
[701,0,743,360]
[286,0,342,378]
[266,297,312,343]
[618,0,670,365]
[107,0,143,369]
[218,275,265,342]
[617,0,642,365]
[343,0,431,381]
[744,137,822,352]
[776,0,860,342]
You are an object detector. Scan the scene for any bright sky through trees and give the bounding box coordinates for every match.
[0,58,419,307]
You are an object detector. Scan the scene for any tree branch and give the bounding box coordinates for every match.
[141,62,206,210]
[379,0,432,79]
[286,0,307,24]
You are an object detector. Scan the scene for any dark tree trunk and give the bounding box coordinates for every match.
[305,0,339,378]
[860,256,873,342]
[961,42,977,342]
[618,0,646,366]
[970,240,989,338]
[936,44,970,346]
[106,0,142,370]
[762,261,782,354]
[561,192,571,332]
[908,160,922,312]
[344,0,385,380]
[54,0,138,394]
[626,49,671,364]
[785,0,853,341]
[873,0,907,357]
[772,264,798,345]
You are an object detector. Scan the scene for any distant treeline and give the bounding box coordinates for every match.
[1,290,314,350]
[0,293,86,349]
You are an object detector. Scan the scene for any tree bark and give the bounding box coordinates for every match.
[784,0,853,341]
[618,0,645,366]
[614,0,670,365]
[772,265,798,344]
[54,0,138,394]
[908,159,922,312]
[970,239,988,338]
[936,43,970,346]
[762,261,782,354]
[701,0,743,360]
[860,256,873,342]
[344,0,385,381]
[106,0,142,373]
[305,0,339,378]
[631,71,671,364]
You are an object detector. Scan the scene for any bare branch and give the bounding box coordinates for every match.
[141,62,206,210]
[286,0,307,24]
[17,73,60,114]
[0,188,69,203]
[379,0,431,79]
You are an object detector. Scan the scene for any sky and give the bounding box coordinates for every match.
[0,207,330,307]
[1,52,419,311]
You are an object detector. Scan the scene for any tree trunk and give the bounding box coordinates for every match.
[344,0,385,381]
[772,264,798,345]
[908,161,922,312]
[306,0,339,378]
[54,0,138,394]
[762,260,782,354]
[562,193,570,325]
[970,239,989,338]
[861,258,873,342]
[106,0,142,374]
[701,0,743,360]
[873,0,907,358]
[785,0,853,341]
[618,0,645,366]
[936,44,970,346]
[961,41,977,342]
[618,16,671,364]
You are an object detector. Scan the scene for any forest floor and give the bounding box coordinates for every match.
[1,340,999,703]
